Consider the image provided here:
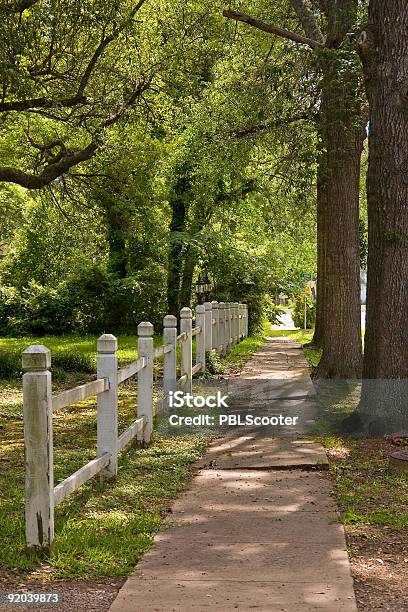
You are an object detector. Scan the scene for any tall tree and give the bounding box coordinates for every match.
[357,1,408,423]
[224,1,365,378]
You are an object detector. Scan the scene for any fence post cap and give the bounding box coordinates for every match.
[97,333,118,353]
[211,300,219,308]
[204,302,212,310]
[138,321,154,337]
[218,301,225,307]
[22,345,51,371]
[163,314,177,328]
[180,307,192,319]
[196,304,205,314]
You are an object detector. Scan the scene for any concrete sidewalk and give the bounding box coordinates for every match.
[109,339,357,611]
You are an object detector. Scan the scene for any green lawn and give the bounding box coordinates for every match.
[0,330,267,580]
[0,334,166,381]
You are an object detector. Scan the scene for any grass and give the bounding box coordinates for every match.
[0,334,166,381]
[327,438,408,530]
[0,329,264,580]
[0,380,207,579]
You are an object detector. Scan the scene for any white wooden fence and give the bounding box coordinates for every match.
[22,301,248,548]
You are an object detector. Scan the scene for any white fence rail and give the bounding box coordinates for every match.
[22,301,248,548]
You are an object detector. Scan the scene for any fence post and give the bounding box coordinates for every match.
[163,315,177,408]
[230,303,234,346]
[196,304,206,373]
[234,302,238,345]
[231,303,235,346]
[211,301,219,353]
[22,345,54,549]
[224,302,229,354]
[239,303,244,340]
[230,303,234,347]
[234,303,239,345]
[230,303,235,347]
[180,307,193,393]
[245,304,249,337]
[97,334,118,480]
[218,302,225,355]
[138,322,154,443]
[204,302,212,353]
[226,302,232,352]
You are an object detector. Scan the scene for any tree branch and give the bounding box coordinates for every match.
[289,0,325,44]
[3,0,40,13]
[0,143,98,189]
[0,0,148,113]
[223,9,323,49]
[231,113,315,139]
[0,81,150,189]
[0,94,86,113]
[0,36,113,112]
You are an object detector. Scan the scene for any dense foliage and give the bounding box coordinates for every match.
[0,1,317,336]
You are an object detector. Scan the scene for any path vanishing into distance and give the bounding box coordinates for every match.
[110,337,357,611]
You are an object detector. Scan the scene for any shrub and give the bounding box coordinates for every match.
[0,264,167,336]
[292,291,316,329]
[0,282,73,336]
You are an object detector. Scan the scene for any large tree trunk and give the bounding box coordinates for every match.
[223,3,363,376]
[309,142,327,348]
[314,71,364,378]
[357,1,408,429]
[313,1,364,378]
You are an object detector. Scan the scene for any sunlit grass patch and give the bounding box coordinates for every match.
[268,328,314,344]
[0,334,164,383]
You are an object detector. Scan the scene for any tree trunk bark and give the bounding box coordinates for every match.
[313,1,364,378]
[314,70,364,378]
[357,1,408,428]
[309,144,327,348]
